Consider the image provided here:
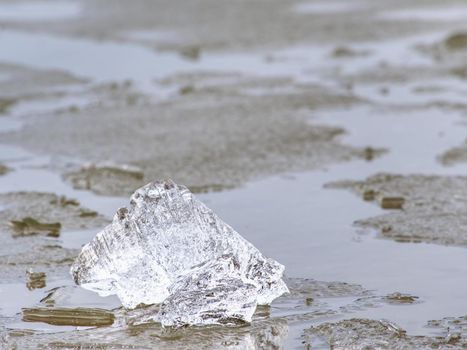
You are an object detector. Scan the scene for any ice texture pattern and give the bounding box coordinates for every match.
[71,180,288,325]
[158,254,258,326]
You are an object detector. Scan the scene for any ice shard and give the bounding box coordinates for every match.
[71,180,288,323]
[157,254,258,326]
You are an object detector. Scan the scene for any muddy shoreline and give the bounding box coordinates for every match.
[1,0,467,348]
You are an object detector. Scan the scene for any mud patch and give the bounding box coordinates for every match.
[418,31,467,75]
[0,192,108,281]
[327,173,467,246]
[439,139,467,166]
[305,318,466,349]
[0,243,79,277]
[1,0,435,52]
[0,164,10,175]
[0,63,85,101]
[0,192,108,234]
[344,292,422,313]
[4,83,372,196]
[26,270,47,290]
[22,307,115,327]
[10,217,61,237]
[0,98,16,114]
[384,292,419,305]
[444,32,467,51]
[284,278,368,299]
[427,315,467,343]
[330,45,370,58]
[64,162,144,197]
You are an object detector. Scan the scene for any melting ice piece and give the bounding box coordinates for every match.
[158,254,258,326]
[71,180,288,319]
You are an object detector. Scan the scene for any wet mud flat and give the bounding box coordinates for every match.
[0,192,108,282]
[327,173,467,246]
[305,317,467,349]
[0,278,427,349]
[4,82,369,196]
[1,0,467,348]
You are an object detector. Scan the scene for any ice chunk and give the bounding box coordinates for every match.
[71,180,288,315]
[157,254,258,326]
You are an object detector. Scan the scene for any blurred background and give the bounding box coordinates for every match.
[1,0,467,348]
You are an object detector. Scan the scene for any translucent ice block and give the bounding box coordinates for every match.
[71,180,288,323]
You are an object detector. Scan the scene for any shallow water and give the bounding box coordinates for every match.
[0,1,81,22]
[0,30,319,97]
[1,0,467,348]
[379,5,467,22]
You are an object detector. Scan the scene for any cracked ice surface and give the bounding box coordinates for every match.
[71,180,288,324]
